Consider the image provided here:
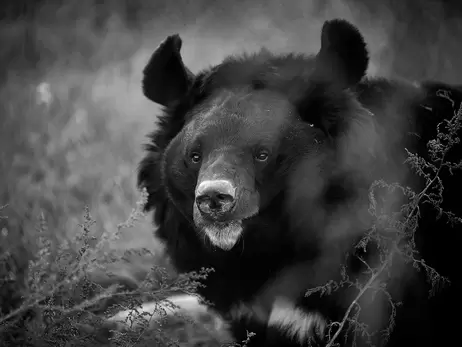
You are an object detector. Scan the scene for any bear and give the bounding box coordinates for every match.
[137,18,372,346]
[136,18,462,347]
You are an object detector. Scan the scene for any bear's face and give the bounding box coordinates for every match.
[163,88,320,250]
[139,19,371,251]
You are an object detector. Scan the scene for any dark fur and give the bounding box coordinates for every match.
[138,19,462,347]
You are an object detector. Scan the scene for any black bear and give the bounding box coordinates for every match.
[137,18,462,347]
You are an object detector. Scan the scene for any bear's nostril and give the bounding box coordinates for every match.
[216,193,233,203]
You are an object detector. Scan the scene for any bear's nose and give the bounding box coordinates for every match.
[195,180,236,216]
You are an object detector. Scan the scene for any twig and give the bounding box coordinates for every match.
[325,250,394,347]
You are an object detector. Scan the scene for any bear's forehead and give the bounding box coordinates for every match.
[187,89,295,134]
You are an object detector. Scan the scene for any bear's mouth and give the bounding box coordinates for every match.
[192,192,259,251]
[193,205,259,250]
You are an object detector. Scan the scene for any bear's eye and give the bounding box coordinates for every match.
[190,152,202,164]
[255,150,269,162]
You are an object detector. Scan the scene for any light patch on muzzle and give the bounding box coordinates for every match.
[196,179,237,198]
[268,297,326,344]
[203,221,243,251]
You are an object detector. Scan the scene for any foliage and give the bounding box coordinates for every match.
[1,1,461,346]
[304,90,462,347]
[0,188,228,346]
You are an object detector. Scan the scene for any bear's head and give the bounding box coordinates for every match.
[138,19,375,252]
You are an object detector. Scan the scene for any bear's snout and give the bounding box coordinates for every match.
[195,180,237,218]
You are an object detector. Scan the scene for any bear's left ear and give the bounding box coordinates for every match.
[143,34,195,107]
[314,19,369,89]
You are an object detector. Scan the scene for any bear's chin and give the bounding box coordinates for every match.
[189,217,243,251]
[193,205,246,250]
[201,221,243,251]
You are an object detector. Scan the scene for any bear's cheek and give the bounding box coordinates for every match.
[162,164,197,216]
[169,164,196,194]
[162,152,198,215]
[252,162,286,207]
[232,188,260,218]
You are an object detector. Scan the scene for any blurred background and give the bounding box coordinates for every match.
[1,0,462,284]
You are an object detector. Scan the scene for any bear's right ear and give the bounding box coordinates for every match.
[314,19,369,89]
[142,34,195,107]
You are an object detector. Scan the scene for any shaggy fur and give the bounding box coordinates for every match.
[137,18,462,347]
